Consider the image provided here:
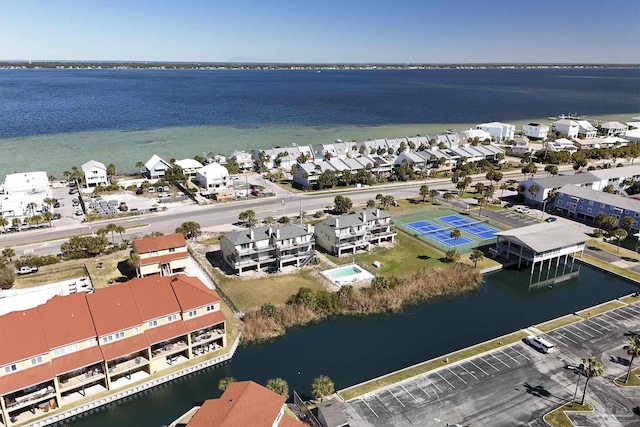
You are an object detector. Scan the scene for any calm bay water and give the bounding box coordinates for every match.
[0,68,638,176]
[60,264,638,427]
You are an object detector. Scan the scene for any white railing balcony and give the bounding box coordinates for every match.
[108,356,149,376]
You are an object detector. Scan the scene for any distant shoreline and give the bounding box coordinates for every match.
[1,62,638,70]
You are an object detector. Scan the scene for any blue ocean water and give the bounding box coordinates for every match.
[1,67,639,139]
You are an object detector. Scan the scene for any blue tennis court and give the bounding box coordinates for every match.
[437,214,499,240]
[406,219,473,248]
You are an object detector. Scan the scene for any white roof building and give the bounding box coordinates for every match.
[174,158,204,177]
[522,123,550,140]
[599,121,628,136]
[81,160,108,188]
[622,129,640,143]
[0,171,53,219]
[461,129,492,142]
[576,120,597,139]
[144,154,171,179]
[476,122,515,141]
[195,163,231,191]
[553,119,580,139]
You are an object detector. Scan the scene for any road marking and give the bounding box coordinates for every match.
[387,388,405,407]
[553,330,578,344]
[603,311,629,322]
[565,325,591,339]
[412,380,431,399]
[622,305,640,315]
[572,324,595,337]
[480,356,500,372]
[361,399,379,417]
[375,395,392,413]
[580,320,606,334]
[510,346,531,361]
[470,360,489,375]
[401,384,418,402]
[436,371,455,389]
[491,353,510,368]
[592,314,616,328]
[459,363,478,380]
[542,334,567,347]
[425,377,442,394]
[447,367,467,384]
[500,349,520,365]
[619,306,640,317]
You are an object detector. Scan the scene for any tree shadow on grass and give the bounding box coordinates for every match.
[417,255,431,260]
[116,260,136,279]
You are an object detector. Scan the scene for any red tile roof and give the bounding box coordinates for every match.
[139,251,188,266]
[170,276,221,312]
[0,363,55,395]
[99,334,149,362]
[183,311,225,333]
[144,321,188,345]
[86,283,143,336]
[0,308,49,366]
[128,276,182,321]
[38,294,97,349]
[187,381,286,427]
[51,346,103,375]
[133,233,187,254]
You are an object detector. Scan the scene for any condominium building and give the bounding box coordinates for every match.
[522,123,550,140]
[0,275,226,426]
[132,233,189,277]
[220,224,315,275]
[314,208,396,257]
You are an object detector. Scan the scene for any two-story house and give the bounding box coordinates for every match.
[143,155,172,179]
[314,208,396,257]
[219,224,314,275]
[81,160,108,188]
[522,123,550,140]
[132,233,189,277]
[553,119,580,139]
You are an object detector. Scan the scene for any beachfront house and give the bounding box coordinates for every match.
[599,121,629,136]
[522,123,550,140]
[552,185,640,232]
[622,129,640,144]
[476,122,515,142]
[143,155,172,179]
[132,233,189,277]
[0,276,226,426]
[0,171,53,220]
[547,138,578,153]
[194,163,231,191]
[174,159,204,179]
[220,224,315,275]
[510,136,534,157]
[314,208,396,257]
[518,173,598,207]
[461,128,492,142]
[81,160,108,188]
[576,120,597,139]
[185,381,304,427]
[553,119,580,139]
[229,151,254,171]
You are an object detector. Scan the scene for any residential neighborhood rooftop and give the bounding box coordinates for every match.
[496,223,587,253]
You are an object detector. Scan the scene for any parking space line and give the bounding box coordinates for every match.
[491,353,510,368]
[510,346,530,361]
[560,328,585,340]
[387,389,405,408]
[400,384,418,402]
[459,363,478,380]
[436,372,455,389]
[542,334,568,347]
[412,380,431,399]
[500,349,520,365]
[552,330,578,344]
[447,367,466,384]
[375,395,392,413]
[480,356,500,372]
[604,310,631,322]
[470,360,489,375]
[619,306,640,317]
[592,315,616,328]
[567,325,593,338]
[361,399,379,418]
[425,377,443,394]
[580,320,606,334]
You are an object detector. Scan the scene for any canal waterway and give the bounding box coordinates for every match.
[57,262,638,427]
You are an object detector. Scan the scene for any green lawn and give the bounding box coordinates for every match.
[615,367,640,386]
[576,300,625,318]
[543,402,593,427]
[339,331,527,401]
[324,230,446,278]
[620,294,640,304]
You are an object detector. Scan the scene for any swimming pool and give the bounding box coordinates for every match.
[322,264,374,286]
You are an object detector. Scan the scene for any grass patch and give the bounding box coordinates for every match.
[459,252,501,271]
[576,300,625,318]
[535,315,582,333]
[325,231,445,278]
[581,254,640,282]
[587,238,640,259]
[620,294,640,304]
[615,366,640,386]
[215,269,326,312]
[339,330,527,401]
[197,237,220,245]
[543,402,593,427]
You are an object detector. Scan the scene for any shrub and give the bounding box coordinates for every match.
[15,254,60,268]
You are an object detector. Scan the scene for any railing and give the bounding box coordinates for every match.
[59,370,105,391]
[151,341,188,359]
[192,329,225,345]
[5,387,55,412]
[108,356,148,376]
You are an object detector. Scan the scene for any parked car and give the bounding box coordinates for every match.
[136,188,144,195]
[75,209,83,216]
[17,266,39,275]
[119,202,129,212]
[515,206,530,214]
[148,187,155,193]
[545,217,557,223]
[53,201,61,208]
[68,188,78,195]
[52,213,62,220]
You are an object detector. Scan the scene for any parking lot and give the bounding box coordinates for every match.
[345,301,640,426]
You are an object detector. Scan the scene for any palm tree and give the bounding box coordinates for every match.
[42,211,53,226]
[528,184,539,202]
[595,212,608,231]
[580,356,604,405]
[128,252,141,277]
[450,228,462,248]
[621,216,635,234]
[0,216,7,232]
[2,247,15,262]
[442,192,453,206]
[266,378,289,397]
[624,335,640,384]
[26,202,37,216]
[135,161,145,176]
[105,223,119,243]
[419,185,429,203]
[499,182,509,198]
[218,376,236,392]
[470,249,484,268]
[428,189,439,203]
[311,375,334,402]
[613,228,628,253]
[11,218,20,230]
[116,225,126,241]
[43,197,55,212]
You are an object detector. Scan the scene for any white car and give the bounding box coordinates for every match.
[515,206,530,214]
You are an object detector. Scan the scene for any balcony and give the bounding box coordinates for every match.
[4,385,56,412]
[191,328,225,345]
[151,340,188,359]
[59,366,105,391]
[108,355,149,376]
[235,255,277,268]
[236,244,274,255]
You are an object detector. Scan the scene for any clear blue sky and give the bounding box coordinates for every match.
[1,0,639,63]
